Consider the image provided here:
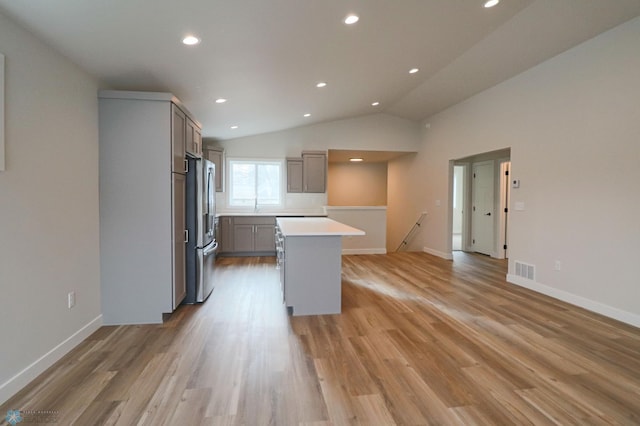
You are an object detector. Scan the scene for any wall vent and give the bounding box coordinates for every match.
[514,261,535,281]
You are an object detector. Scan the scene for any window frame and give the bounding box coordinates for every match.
[226,157,285,209]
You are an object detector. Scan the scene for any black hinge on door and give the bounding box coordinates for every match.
[505,170,509,176]
[504,244,508,250]
[473,206,476,212]
[473,173,476,178]
[504,207,508,213]
[473,239,476,244]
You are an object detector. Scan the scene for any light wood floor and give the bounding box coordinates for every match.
[3,252,640,425]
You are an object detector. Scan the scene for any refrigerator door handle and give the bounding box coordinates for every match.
[203,241,218,256]
[184,229,189,243]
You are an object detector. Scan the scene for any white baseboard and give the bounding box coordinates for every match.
[507,275,640,328]
[0,314,103,405]
[342,248,387,255]
[422,247,453,260]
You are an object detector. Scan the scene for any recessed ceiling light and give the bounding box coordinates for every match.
[303,113,311,117]
[316,82,327,88]
[409,68,419,74]
[344,14,359,25]
[230,125,238,129]
[484,0,500,7]
[371,101,380,106]
[182,35,200,46]
[215,98,227,104]
[349,158,364,162]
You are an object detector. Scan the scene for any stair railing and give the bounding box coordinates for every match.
[396,212,427,252]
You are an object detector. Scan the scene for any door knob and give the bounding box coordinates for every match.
[485,212,491,216]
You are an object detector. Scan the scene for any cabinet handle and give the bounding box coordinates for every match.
[184,229,189,243]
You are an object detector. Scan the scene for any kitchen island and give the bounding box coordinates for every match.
[276,217,365,316]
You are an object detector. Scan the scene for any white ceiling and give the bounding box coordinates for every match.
[1,0,639,141]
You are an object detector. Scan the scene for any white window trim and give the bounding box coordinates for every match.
[226,157,285,210]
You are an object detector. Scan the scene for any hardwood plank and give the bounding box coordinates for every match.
[2,253,640,425]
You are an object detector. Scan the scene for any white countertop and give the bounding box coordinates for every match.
[216,208,327,217]
[277,217,365,237]
[217,212,327,217]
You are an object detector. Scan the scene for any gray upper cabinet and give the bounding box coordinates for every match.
[286,152,326,193]
[286,158,303,193]
[302,152,326,193]
[172,104,187,173]
[205,147,224,192]
[186,117,202,158]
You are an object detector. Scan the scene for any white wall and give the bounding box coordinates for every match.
[389,17,640,325]
[328,162,387,206]
[210,112,420,214]
[0,12,102,403]
[210,113,421,157]
[326,207,387,254]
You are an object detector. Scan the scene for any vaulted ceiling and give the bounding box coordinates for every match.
[1,0,639,140]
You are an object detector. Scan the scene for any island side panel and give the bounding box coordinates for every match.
[285,235,342,316]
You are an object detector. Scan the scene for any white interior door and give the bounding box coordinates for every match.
[472,161,494,255]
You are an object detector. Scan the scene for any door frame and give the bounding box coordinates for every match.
[497,159,511,259]
[449,149,511,260]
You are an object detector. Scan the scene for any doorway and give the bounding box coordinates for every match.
[450,148,511,259]
[452,165,464,251]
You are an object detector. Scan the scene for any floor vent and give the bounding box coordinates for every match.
[514,261,535,281]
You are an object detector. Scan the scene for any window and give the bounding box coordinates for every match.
[228,159,282,207]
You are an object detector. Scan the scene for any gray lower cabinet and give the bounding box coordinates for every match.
[280,234,342,316]
[218,216,276,255]
[233,224,254,252]
[219,216,234,253]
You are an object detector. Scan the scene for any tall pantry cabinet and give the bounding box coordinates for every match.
[98,90,202,324]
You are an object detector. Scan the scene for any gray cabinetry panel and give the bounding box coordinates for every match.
[205,148,224,192]
[172,173,186,308]
[255,224,276,251]
[286,158,303,193]
[171,104,186,173]
[233,224,255,252]
[302,152,326,193]
[185,117,202,157]
[219,216,234,253]
[99,91,199,324]
[282,235,341,315]
[218,215,276,255]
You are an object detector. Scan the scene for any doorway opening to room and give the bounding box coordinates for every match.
[450,148,510,259]
[452,165,465,251]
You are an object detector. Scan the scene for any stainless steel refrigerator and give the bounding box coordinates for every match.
[184,157,217,303]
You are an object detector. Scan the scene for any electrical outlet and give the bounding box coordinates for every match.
[554,261,562,271]
[68,291,76,309]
